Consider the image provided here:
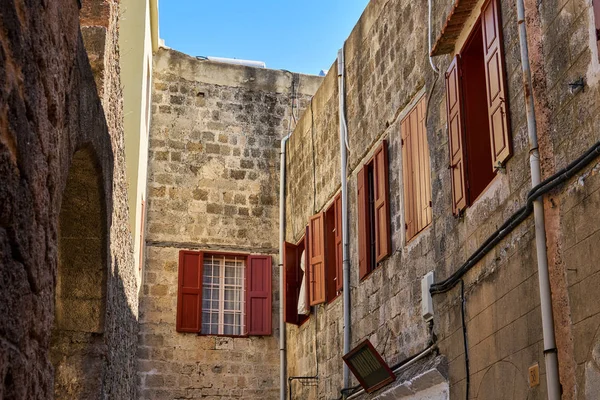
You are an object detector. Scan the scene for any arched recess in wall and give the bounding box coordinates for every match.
[50,146,108,400]
[475,361,530,400]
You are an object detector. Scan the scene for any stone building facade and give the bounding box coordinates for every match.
[0,0,139,399]
[137,49,322,399]
[282,0,600,399]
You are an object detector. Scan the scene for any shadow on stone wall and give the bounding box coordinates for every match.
[0,1,138,398]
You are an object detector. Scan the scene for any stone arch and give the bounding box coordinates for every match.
[50,146,108,400]
[476,361,530,400]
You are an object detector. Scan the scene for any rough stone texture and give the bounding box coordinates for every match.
[283,0,600,399]
[0,0,138,399]
[138,48,321,399]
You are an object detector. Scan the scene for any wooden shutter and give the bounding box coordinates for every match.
[373,140,391,263]
[283,241,299,324]
[595,0,600,54]
[308,213,326,305]
[357,166,370,279]
[446,55,468,215]
[246,255,272,335]
[334,194,343,292]
[402,97,432,242]
[176,251,203,333]
[482,0,511,168]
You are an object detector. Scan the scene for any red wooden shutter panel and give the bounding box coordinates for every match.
[246,255,272,335]
[373,140,391,262]
[446,56,468,215]
[176,251,203,333]
[334,194,343,292]
[283,242,299,324]
[482,0,511,168]
[308,213,326,305]
[357,166,370,279]
[416,98,432,230]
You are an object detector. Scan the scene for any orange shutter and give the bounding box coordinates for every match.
[246,255,272,335]
[373,140,391,262]
[308,213,326,305]
[446,55,468,215]
[176,251,203,333]
[357,166,370,279]
[482,0,511,168]
[416,97,432,230]
[334,194,343,292]
[283,241,299,324]
[401,116,416,240]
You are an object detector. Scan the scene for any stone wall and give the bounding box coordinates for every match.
[284,0,600,399]
[138,48,322,399]
[0,0,138,399]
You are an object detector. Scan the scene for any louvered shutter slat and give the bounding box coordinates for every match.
[482,0,511,168]
[446,56,468,215]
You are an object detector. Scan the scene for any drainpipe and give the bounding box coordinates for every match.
[516,1,561,399]
[337,47,351,391]
[428,0,440,74]
[279,133,290,400]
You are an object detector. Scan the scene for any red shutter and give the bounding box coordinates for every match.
[334,194,343,292]
[446,55,468,215]
[595,0,600,55]
[482,0,511,168]
[308,213,326,305]
[373,140,391,262]
[176,251,203,333]
[357,166,370,279]
[246,255,272,335]
[283,241,299,324]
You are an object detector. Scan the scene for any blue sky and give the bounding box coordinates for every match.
[159,1,370,75]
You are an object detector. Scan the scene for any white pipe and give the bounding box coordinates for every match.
[337,47,351,391]
[428,0,440,74]
[206,56,266,69]
[346,345,437,400]
[516,1,561,399]
[279,133,290,400]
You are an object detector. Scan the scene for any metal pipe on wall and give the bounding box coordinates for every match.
[516,1,561,398]
[337,46,351,391]
[428,0,440,74]
[279,134,290,400]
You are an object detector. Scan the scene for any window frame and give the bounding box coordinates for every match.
[358,140,391,281]
[445,0,512,216]
[176,250,272,337]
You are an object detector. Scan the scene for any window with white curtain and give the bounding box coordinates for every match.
[202,255,245,335]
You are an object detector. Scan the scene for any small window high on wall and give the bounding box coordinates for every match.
[357,140,391,280]
[446,0,512,216]
[176,251,272,336]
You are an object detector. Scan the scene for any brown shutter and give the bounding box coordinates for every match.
[334,194,343,292]
[246,255,272,335]
[283,241,299,324]
[373,140,391,262]
[308,213,326,305]
[417,97,433,229]
[176,251,203,333]
[357,166,370,279]
[401,116,416,240]
[446,55,468,215]
[482,0,511,168]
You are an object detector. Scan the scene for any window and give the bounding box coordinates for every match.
[401,95,432,242]
[446,0,511,216]
[176,251,272,336]
[283,235,309,325]
[357,140,391,280]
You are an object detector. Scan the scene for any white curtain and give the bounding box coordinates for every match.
[297,250,309,315]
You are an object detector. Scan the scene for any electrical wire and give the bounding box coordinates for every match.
[460,280,470,400]
[430,139,600,294]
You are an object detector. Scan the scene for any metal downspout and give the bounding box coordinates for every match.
[279,134,290,400]
[516,1,561,399]
[428,0,440,74]
[337,47,351,391]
